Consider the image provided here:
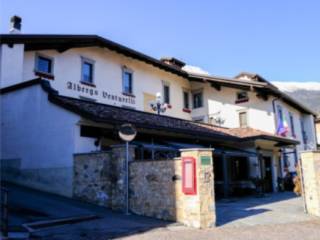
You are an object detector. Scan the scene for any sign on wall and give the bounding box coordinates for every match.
[66,81,135,105]
[200,155,212,166]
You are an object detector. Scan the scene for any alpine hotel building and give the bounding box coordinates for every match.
[0,17,318,202]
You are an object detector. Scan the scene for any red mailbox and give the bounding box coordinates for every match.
[182,157,197,195]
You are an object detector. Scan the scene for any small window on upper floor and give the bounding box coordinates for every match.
[236,91,249,103]
[239,111,248,128]
[122,68,133,95]
[289,112,296,138]
[163,84,170,104]
[35,54,54,79]
[192,91,203,109]
[81,57,94,85]
[183,91,190,109]
[300,118,308,145]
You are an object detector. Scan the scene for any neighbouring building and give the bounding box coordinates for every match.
[0,16,317,205]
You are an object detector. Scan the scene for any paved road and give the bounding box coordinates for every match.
[5,183,174,239]
[5,183,320,239]
[119,220,320,240]
[118,193,320,240]
[216,192,317,227]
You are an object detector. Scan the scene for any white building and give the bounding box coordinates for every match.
[0,17,317,198]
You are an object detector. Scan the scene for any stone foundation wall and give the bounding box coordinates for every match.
[129,159,183,221]
[73,147,215,228]
[73,152,113,207]
[130,149,215,228]
[300,151,320,217]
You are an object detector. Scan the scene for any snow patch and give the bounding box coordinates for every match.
[272,81,320,92]
[182,65,210,75]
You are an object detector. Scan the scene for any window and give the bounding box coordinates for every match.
[289,113,296,138]
[35,55,53,74]
[230,157,249,181]
[163,84,170,104]
[81,57,94,84]
[300,118,308,146]
[122,68,133,94]
[239,111,248,128]
[236,91,249,103]
[192,91,203,109]
[277,106,283,122]
[183,91,189,109]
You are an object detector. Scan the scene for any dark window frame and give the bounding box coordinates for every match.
[81,57,95,85]
[192,91,203,109]
[289,112,296,138]
[183,90,190,109]
[229,156,249,181]
[34,53,54,79]
[122,67,134,95]
[163,83,170,104]
[235,91,249,103]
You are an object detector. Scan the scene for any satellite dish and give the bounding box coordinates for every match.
[119,124,137,142]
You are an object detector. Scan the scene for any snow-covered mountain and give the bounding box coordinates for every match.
[272,82,320,115]
[182,65,209,75]
[272,82,320,92]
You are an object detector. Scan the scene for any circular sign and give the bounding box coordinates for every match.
[118,124,137,142]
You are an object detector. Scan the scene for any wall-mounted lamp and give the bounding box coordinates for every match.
[150,92,167,115]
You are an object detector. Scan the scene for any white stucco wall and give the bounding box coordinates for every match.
[189,81,316,173]
[73,124,97,154]
[0,84,81,196]
[1,42,317,176]
[0,44,24,88]
[22,47,192,120]
[191,82,276,133]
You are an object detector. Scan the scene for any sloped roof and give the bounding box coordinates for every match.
[226,127,299,145]
[0,34,315,115]
[48,94,237,142]
[49,94,298,145]
[0,34,188,78]
[0,78,299,146]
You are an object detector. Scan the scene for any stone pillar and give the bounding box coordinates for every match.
[110,144,135,211]
[300,151,320,217]
[180,148,215,228]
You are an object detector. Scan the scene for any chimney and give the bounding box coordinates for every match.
[10,15,22,33]
[160,57,186,69]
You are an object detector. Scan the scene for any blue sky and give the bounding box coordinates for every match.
[1,0,320,82]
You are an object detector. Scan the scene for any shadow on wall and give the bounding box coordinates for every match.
[0,158,73,197]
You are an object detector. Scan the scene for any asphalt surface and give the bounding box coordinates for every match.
[119,220,320,240]
[4,183,174,239]
[216,192,317,227]
[4,182,320,240]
